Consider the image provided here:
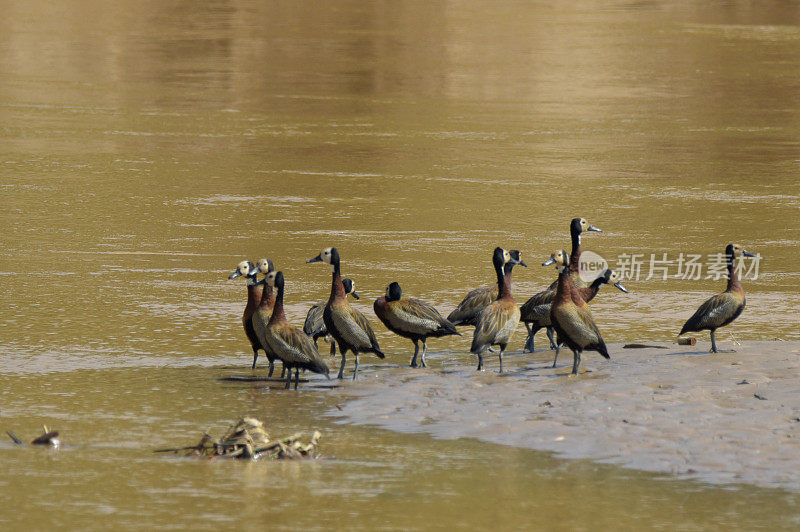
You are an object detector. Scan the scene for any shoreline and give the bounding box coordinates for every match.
[330,340,800,491]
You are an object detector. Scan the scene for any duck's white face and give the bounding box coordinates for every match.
[256,258,272,274]
[552,250,567,267]
[502,249,511,264]
[236,261,251,276]
[608,270,620,284]
[579,218,589,229]
[319,247,333,265]
[730,244,743,258]
[348,280,356,295]
[265,271,277,287]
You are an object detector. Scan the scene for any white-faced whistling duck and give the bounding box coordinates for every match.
[447,249,525,327]
[679,243,756,353]
[546,217,602,291]
[228,260,263,369]
[263,271,330,389]
[307,247,385,380]
[470,247,524,372]
[250,258,285,379]
[550,266,628,367]
[373,281,460,368]
[549,260,610,375]
[303,278,358,356]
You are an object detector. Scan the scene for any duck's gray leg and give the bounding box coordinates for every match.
[338,350,347,380]
[546,327,557,350]
[523,324,535,353]
[571,349,582,375]
[421,339,428,368]
[410,340,420,368]
[352,354,360,380]
[498,345,506,373]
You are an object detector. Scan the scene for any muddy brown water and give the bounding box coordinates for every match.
[2,0,799,528]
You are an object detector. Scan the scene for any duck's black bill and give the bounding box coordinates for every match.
[307,254,323,263]
[542,257,556,266]
[228,271,242,279]
[614,281,628,293]
[742,250,757,258]
[351,291,360,300]
[587,225,602,232]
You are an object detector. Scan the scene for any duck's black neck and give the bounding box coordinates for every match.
[270,283,286,324]
[570,226,581,273]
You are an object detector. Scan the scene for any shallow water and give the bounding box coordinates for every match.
[2,0,800,528]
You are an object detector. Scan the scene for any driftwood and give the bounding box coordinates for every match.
[154,417,321,460]
[623,344,669,349]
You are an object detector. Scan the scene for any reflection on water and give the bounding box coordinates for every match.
[1,0,799,528]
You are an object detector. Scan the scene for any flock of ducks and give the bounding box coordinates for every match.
[228,217,756,389]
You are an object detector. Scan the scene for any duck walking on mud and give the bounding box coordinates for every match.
[549,257,610,375]
[263,271,330,389]
[374,281,460,368]
[307,247,385,379]
[470,247,524,372]
[228,260,264,369]
[679,243,756,353]
[447,250,524,327]
[304,277,359,355]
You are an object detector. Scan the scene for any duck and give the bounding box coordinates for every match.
[520,250,568,353]
[549,261,610,375]
[227,260,263,369]
[374,281,460,368]
[307,247,385,379]
[262,270,330,389]
[523,250,628,354]
[303,278,359,355]
[447,249,525,327]
[250,258,285,379]
[679,243,756,353]
[470,247,523,372]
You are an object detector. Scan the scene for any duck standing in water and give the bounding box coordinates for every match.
[374,281,460,368]
[307,247,384,379]
[263,271,330,389]
[470,247,524,372]
[304,278,359,355]
[227,260,264,369]
[549,260,610,375]
[250,258,285,379]
[679,243,756,353]
[447,250,525,327]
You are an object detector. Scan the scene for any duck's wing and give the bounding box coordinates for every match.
[447,285,496,325]
[681,291,742,334]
